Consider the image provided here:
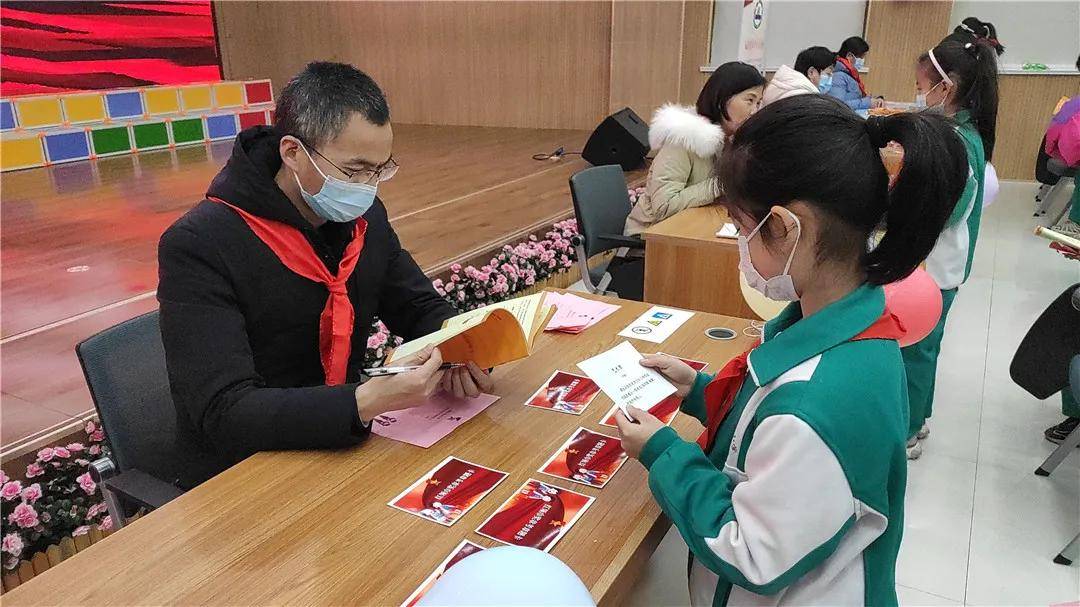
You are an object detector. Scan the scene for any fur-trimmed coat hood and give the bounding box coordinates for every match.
[648,104,723,158]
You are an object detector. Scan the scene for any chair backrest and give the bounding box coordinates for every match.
[76,311,182,483]
[1010,283,1080,399]
[569,165,634,258]
[1071,355,1080,402]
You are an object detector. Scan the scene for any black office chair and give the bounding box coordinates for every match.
[76,310,185,528]
[1034,134,1078,219]
[568,165,646,299]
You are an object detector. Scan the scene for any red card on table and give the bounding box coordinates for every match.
[475,478,594,552]
[388,456,508,527]
[539,427,628,488]
[400,540,486,607]
[599,354,708,427]
[525,371,600,415]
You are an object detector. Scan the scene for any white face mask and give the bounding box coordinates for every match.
[737,209,802,301]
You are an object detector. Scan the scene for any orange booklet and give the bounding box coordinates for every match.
[389,293,556,369]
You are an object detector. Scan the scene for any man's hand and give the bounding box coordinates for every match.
[639,354,697,397]
[440,361,495,399]
[355,345,445,422]
[871,97,886,109]
[615,406,666,460]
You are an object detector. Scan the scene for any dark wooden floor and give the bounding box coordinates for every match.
[0,124,589,455]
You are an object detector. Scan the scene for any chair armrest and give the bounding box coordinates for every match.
[597,233,645,250]
[102,469,184,510]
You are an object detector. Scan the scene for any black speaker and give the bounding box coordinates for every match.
[581,107,649,172]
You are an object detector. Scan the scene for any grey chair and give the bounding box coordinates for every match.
[1008,284,1080,566]
[76,310,185,528]
[568,165,645,297]
[1035,157,1078,222]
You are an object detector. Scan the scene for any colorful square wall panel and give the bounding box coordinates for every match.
[44,130,91,163]
[238,110,268,130]
[212,83,244,108]
[105,91,144,119]
[171,118,205,144]
[14,97,63,128]
[132,121,170,150]
[205,114,238,141]
[63,94,107,124]
[179,86,212,112]
[244,80,273,105]
[145,88,180,115]
[1,100,14,130]
[90,125,132,156]
[0,134,45,170]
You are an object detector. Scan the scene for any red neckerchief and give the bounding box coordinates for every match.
[696,307,906,451]
[837,56,868,96]
[209,196,367,386]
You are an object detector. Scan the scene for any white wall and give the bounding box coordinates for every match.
[709,0,867,70]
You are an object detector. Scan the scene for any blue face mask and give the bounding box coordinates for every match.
[817,73,833,93]
[294,144,377,223]
[853,57,865,71]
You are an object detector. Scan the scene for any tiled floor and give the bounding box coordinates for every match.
[621,181,1080,606]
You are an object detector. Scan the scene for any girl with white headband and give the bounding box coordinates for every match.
[905,39,999,459]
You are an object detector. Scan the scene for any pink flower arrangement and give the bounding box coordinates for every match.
[1,481,23,501]
[76,473,96,495]
[8,503,39,528]
[2,533,24,556]
[1,419,111,569]
[20,484,42,504]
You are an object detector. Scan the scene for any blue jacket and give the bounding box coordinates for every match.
[826,60,871,110]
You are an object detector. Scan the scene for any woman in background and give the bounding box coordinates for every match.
[762,45,834,105]
[904,39,999,458]
[827,36,885,110]
[624,61,765,237]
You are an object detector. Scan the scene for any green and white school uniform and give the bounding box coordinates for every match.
[640,285,908,606]
[903,110,986,438]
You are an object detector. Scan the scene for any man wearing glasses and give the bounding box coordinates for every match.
[158,62,492,487]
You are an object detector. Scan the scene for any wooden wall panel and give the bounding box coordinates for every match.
[995,75,1080,180]
[609,0,684,119]
[863,0,952,102]
[214,1,611,130]
[679,0,715,106]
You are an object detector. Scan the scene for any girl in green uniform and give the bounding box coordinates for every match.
[905,39,999,458]
[616,95,968,606]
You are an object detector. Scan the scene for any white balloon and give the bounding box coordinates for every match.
[418,546,595,607]
[982,163,999,208]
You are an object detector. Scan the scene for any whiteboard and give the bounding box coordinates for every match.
[950,1,1079,71]
[709,0,868,71]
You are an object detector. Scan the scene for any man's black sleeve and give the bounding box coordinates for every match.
[376,224,455,340]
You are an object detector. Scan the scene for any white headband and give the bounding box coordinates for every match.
[928,48,954,87]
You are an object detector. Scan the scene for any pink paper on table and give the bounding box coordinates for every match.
[371,393,500,448]
[544,292,620,334]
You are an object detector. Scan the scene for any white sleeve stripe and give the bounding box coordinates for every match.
[702,414,855,586]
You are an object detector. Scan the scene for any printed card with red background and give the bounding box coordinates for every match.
[539,427,628,488]
[475,479,594,552]
[599,354,708,427]
[525,371,600,415]
[389,456,508,526]
[400,540,486,607]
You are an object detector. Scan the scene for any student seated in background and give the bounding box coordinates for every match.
[827,36,885,110]
[762,45,834,105]
[624,61,765,237]
[904,39,999,459]
[158,62,492,488]
[616,94,968,607]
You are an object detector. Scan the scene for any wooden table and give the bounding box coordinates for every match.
[2,293,755,607]
[641,206,757,319]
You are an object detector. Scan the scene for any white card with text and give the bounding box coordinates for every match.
[617,306,694,344]
[577,341,677,419]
